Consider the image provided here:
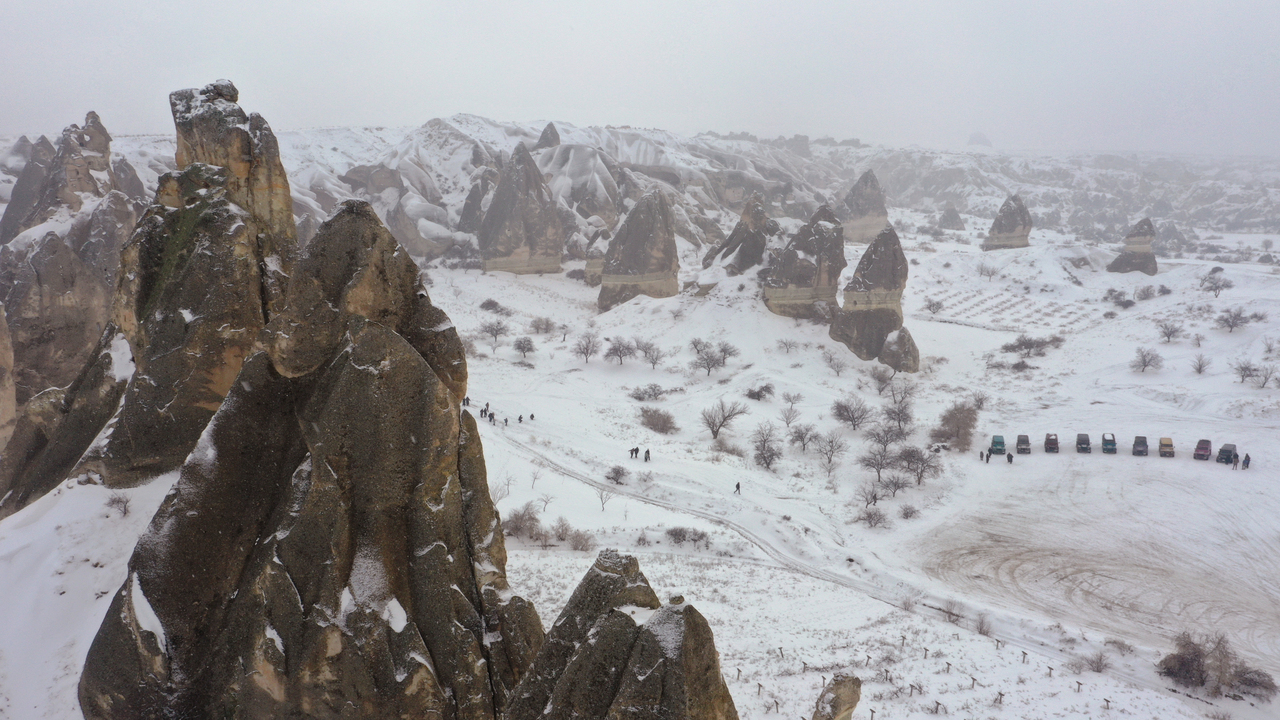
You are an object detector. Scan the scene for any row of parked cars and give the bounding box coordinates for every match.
[990,434,1239,462]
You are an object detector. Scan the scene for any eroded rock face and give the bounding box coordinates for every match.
[598,191,680,311]
[0,136,56,245]
[479,142,563,274]
[830,225,919,372]
[1106,217,1158,275]
[938,204,965,231]
[508,550,738,720]
[459,166,501,234]
[0,303,14,448]
[79,204,540,720]
[536,144,622,230]
[763,205,847,318]
[982,194,1032,251]
[840,170,889,245]
[702,194,780,276]
[812,673,861,720]
[533,121,561,151]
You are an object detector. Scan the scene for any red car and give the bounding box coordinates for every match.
[1193,439,1212,460]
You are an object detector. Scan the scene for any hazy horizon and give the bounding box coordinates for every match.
[3,1,1278,157]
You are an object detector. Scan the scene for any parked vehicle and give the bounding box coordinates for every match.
[1193,439,1212,460]
[1076,433,1091,453]
[1044,433,1059,452]
[990,435,1006,455]
[1101,433,1117,454]
[1016,435,1031,454]
[1217,443,1238,464]
[1132,436,1148,456]
[1159,438,1174,457]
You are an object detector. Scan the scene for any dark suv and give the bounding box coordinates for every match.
[1076,434,1091,453]
[1217,443,1237,464]
[1044,433,1059,452]
[1132,436,1148,456]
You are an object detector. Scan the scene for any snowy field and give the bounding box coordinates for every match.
[2,215,1278,719]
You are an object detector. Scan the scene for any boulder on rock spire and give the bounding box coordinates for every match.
[839,170,889,245]
[762,204,847,319]
[829,225,920,372]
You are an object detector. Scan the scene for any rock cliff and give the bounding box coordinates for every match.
[830,225,919,372]
[79,201,540,720]
[702,194,781,276]
[479,143,564,274]
[598,191,680,311]
[0,303,13,448]
[839,170,889,245]
[762,205,847,318]
[981,194,1032,251]
[1106,217,1158,275]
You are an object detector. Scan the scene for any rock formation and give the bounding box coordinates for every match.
[938,204,965,231]
[478,143,564,274]
[762,205,847,318]
[536,144,623,230]
[830,225,920,372]
[812,673,861,720]
[79,200,542,720]
[702,194,781,276]
[839,170,889,245]
[533,121,561,151]
[982,194,1032,251]
[0,303,14,448]
[459,166,501,234]
[1106,218,1158,275]
[507,550,739,720]
[598,190,680,311]
[0,136,55,245]
[0,82,296,515]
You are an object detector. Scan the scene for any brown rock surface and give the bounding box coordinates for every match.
[840,170,889,245]
[79,204,539,720]
[830,225,919,371]
[533,121,561,151]
[763,205,847,318]
[479,143,563,274]
[1106,217,1158,275]
[0,303,14,448]
[702,194,781,275]
[982,194,1032,251]
[598,191,680,311]
[812,673,861,720]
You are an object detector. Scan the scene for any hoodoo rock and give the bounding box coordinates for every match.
[812,673,861,720]
[830,225,920,372]
[79,201,541,720]
[479,142,564,274]
[459,166,501,234]
[762,205,847,318]
[938,203,965,231]
[702,194,781,276]
[1106,218,1158,275]
[0,136,56,245]
[507,550,739,720]
[982,194,1032,251]
[839,170,889,245]
[598,190,680,311]
[533,121,562,151]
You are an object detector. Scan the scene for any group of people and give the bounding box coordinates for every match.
[1230,451,1251,469]
[628,447,650,461]
[980,450,1013,464]
[464,397,533,427]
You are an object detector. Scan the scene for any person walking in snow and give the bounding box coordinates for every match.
[985,451,991,464]
[1243,453,1251,469]
[503,418,508,427]
[1006,452,1013,464]
[979,450,984,461]
[518,415,523,423]
[529,413,534,421]
[1232,452,1240,469]
[734,482,741,495]
[644,449,650,462]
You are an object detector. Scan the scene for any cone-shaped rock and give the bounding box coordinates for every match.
[762,205,847,318]
[79,203,541,720]
[982,194,1032,251]
[598,191,679,311]
[0,136,55,245]
[533,121,561,151]
[508,550,738,720]
[812,673,861,720]
[702,194,780,275]
[1106,218,1158,275]
[938,204,965,231]
[479,142,564,274]
[830,225,919,372]
[840,170,889,245]
[459,166,501,234]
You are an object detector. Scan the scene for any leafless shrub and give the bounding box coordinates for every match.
[855,508,889,528]
[1084,650,1112,672]
[879,474,910,498]
[899,504,919,520]
[1192,354,1212,374]
[605,465,630,484]
[832,396,872,430]
[856,482,880,508]
[1255,363,1278,389]
[1130,347,1164,372]
[595,487,618,511]
[712,436,746,457]
[900,595,917,612]
[751,422,783,470]
[568,529,597,552]
[106,492,131,517]
[897,446,942,485]
[605,339,637,364]
[1201,274,1234,297]
[931,402,978,451]
[480,320,511,349]
[629,383,667,401]
[977,263,998,281]
[925,298,944,314]
[822,350,850,377]
[814,431,849,464]
[941,599,963,624]
[701,399,749,438]
[573,332,601,362]
[1215,307,1250,332]
[665,527,710,548]
[529,316,556,334]
[745,383,775,401]
[504,501,542,538]
[1158,321,1184,343]
[552,516,573,541]
[633,339,667,369]
[1159,632,1277,700]
[1135,284,1157,301]
[776,338,798,353]
[1193,332,1206,347]
[782,391,803,408]
[788,423,818,452]
[1231,358,1259,383]
[868,366,895,394]
[779,406,800,427]
[975,613,992,636]
[866,423,907,453]
[640,407,679,434]
[1104,638,1135,655]
[969,390,989,410]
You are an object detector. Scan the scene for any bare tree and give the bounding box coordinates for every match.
[969,390,990,410]
[868,366,895,394]
[977,263,998,281]
[930,401,978,451]
[716,341,741,367]
[634,339,667,369]
[605,339,636,364]
[106,492,132,517]
[814,431,849,464]
[1256,363,1278,389]
[595,486,618,511]
[856,482,880,508]
[559,324,571,341]
[513,336,535,358]
[1157,321,1184,343]
[1192,333,1205,347]
[888,380,918,405]
[926,298,944,314]
[822,350,850,377]
[1201,274,1234,298]
[1231,358,1258,383]
[788,423,818,452]
[1130,347,1164,373]
[605,465,630,485]
[782,391,804,408]
[691,352,721,376]
[1191,353,1212,374]
[700,399,749,439]
[1215,307,1250,333]
[537,493,554,511]
[776,338,798,354]
[897,446,942,485]
[856,508,889,528]
[573,332,601,362]
[879,474,910,498]
[751,422,783,470]
[883,402,914,432]
[858,447,895,482]
[779,406,800,427]
[831,396,872,430]
[480,320,510,349]
[866,423,907,453]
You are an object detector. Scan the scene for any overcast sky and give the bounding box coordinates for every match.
[2,1,1278,156]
